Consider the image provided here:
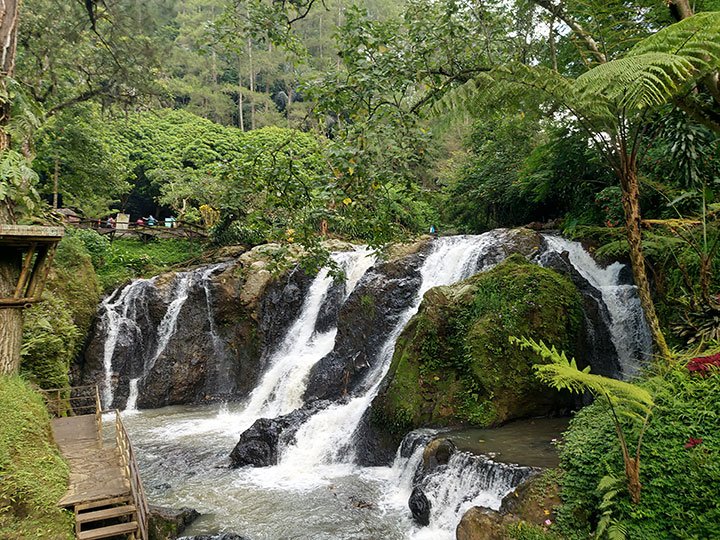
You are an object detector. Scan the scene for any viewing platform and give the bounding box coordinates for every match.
[44,386,149,540]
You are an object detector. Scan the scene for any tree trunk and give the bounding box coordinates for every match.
[53,157,59,208]
[0,246,22,375]
[0,0,24,376]
[625,456,641,504]
[619,165,671,360]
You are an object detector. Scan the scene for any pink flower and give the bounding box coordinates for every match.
[544,519,552,526]
[685,437,703,449]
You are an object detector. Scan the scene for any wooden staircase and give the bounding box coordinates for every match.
[75,496,138,540]
[45,386,149,540]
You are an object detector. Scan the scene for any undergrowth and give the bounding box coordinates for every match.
[0,376,73,539]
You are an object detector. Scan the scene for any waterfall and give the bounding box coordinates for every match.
[99,278,156,409]
[98,263,227,410]
[543,236,652,377]
[278,234,502,468]
[238,248,375,425]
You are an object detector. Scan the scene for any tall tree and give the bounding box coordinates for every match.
[438,13,720,359]
[0,0,24,374]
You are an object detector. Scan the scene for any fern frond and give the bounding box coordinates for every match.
[575,53,700,110]
[510,336,654,413]
[630,12,720,62]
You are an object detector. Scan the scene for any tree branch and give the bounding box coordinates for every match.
[529,0,607,64]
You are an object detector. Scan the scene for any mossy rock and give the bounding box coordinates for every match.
[372,254,584,435]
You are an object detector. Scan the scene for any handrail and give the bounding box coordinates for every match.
[40,385,98,418]
[115,410,149,540]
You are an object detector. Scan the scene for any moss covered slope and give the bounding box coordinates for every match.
[0,376,72,539]
[20,233,101,390]
[372,254,584,434]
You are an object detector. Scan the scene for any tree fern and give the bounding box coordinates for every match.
[510,336,653,411]
[510,335,654,504]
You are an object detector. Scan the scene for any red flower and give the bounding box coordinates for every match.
[685,437,703,449]
[687,353,720,377]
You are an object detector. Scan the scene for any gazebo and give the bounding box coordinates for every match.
[0,224,64,308]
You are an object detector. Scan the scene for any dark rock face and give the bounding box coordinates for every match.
[303,250,428,402]
[76,253,313,409]
[352,407,399,467]
[229,400,332,468]
[539,250,621,378]
[409,487,432,526]
[148,505,200,540]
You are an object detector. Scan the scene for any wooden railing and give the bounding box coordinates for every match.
[40,383,100,419]
[115,410,149,540]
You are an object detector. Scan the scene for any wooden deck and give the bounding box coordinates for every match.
[51,415,130,508]
[44,386,149,539]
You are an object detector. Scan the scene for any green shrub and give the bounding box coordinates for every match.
[0,376,73,539]
[64,228,110,268]
[556,364,720,539]
[96,238,203,290]
[20,292,80,390]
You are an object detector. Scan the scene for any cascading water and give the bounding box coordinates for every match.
[278,234,503,469]
[99,278,156,409]
[543,236,652,377]
[113,231,654,539]
[239,248,375,426]
[98,263,227,411]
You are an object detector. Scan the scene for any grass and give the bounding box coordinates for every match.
[0,376,73,539]
[95,237,205,291]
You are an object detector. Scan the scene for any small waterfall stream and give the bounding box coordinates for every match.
[278,235,499,468]
[543,236,652,377]
[99,232,653,539]
[237,248,375,429]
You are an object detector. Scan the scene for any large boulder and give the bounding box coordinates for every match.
[229,400,332,467]
[303,247,429,402]
[371,254,585,438]
[76,243,314,409]
[456,507,507,540]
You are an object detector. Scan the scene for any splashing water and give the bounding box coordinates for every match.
[543,236,652,377]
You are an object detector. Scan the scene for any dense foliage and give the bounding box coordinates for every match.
[556,362,720,539]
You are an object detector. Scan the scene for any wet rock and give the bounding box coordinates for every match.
[229,400,332,467]
[148,505,200,540]
[409,486,431,526]
[353,407,400,466]
[77,252,312,409]
[372,254,584,435]
[455,506,506,540]
[539,250,621,378]
[303,248,429,402]
[422,438,457,471]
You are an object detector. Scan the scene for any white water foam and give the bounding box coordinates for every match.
[278,234,500,470]
[543,236,652,377]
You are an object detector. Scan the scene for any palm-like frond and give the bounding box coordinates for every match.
[432,13,720,128]
[630,12,720,61]
[509,336,654,416]
[575,53,697,110]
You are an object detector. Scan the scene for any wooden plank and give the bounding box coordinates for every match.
[0,224,65,238]
[77,521,138,540]
[77,504,137,523]
[14,244,36,298]
[75,496,132,513]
